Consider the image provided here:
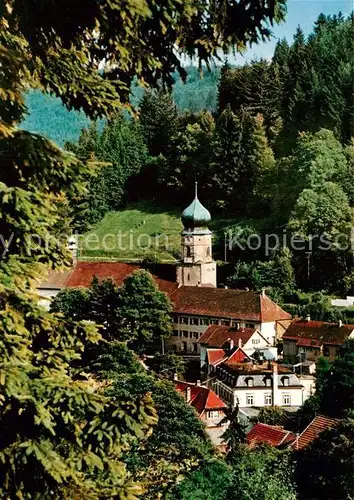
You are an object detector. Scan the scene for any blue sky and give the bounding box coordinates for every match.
[231,0,352,63]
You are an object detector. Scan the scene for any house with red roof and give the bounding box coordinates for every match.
[173,379,228,451]
[198,324,276,373]
[247,422,296,448]
[283,319,354,363]
[291,415,341,451]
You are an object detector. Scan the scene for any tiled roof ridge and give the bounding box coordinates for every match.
[292,414,341,450]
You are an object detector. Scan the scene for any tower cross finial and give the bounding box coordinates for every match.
[195,181,198,199]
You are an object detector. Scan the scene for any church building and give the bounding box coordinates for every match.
[38,185,292,354]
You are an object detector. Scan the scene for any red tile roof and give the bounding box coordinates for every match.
[206,349,227,366]
[39,263,291,323]
[40,261,178,295]
[247,423,296,448]
[224,347,252,366]
[170,287,291,322]
[284,320,354,347]
[199,325,255,347]
[292,415,341,450]
[174,381,226,415]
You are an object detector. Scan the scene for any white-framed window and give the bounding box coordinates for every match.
[192,332,199,339]
[252,338,260,345]
[210,319,219,325]
[283,376,290,386]
[265,378,272,387]
[282,393,291,406]
[182,331,189,338]
[201,318,209,325]
[190,317,199,325]
[207,410,219,419]
[221,319,230,326]
[172,330,179,336]
[180,316,189,324]
[246,393,254,406]
[264,394,272,406]
[231,321,239,328]
[246,323,254,328]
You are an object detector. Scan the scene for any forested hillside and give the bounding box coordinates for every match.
[66,13,354,305]
[22,67,220,146]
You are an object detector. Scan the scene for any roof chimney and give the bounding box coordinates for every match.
[173,373,178,381]
[306,314,311,322]
[261,288,266,298]
[196,380,201,386]
[238,338,242,349]
[229,339,234,350]
[338,319,343,328]
[186,386,191,403]
[272,363,279,406]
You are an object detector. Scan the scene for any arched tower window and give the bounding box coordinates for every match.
[186,246,191,258]
[206,246,211,257]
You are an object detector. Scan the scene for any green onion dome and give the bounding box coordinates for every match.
[181,183,211,228]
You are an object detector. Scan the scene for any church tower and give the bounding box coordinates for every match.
[176,183,217,287]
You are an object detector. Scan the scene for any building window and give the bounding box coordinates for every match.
[264,394,272,406]
[283,377,290,387]
[180,317,189,325]
[207,410,218,419]
[192,332,199,339]
[181,342,187,352]
[201,318,210,325]
[246,323,254,328]
[246,377,254,387]
[221,320,230,326]
[190,317,199,325]
[323,346,330,357]
[193,343,198,353]
[252,338,260,345]
[181,331,189,338]
[187,273,190,281]
[265,378,272,387]
[282,394,291,406]
[231,321,239,328]
[207,247,211,257]
[246,394,254,406]
[173,315,179,323]
[186,246,191,258]
[210,319,219,325]
[172,330,179,336]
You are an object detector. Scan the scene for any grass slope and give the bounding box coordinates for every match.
[78,201,243,262]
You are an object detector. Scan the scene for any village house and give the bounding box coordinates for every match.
[37,186,292,355]
[247,422,296,449]
[198,324,276,374]
[209,359,307,409]
[173,379,228,451]
[283,319,354,363]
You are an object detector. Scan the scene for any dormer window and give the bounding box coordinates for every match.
[283,376,290,387]
[265,377,272,387]
[246,377,254,387]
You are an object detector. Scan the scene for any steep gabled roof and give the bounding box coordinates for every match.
[174,381,226,415]
[206,349,227,366]
[224,347,252,366]
[247,423,296,448]
[199,325,256,347]
[292,415,341,450]
[170,287,291,321]
[284,320,354,347]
